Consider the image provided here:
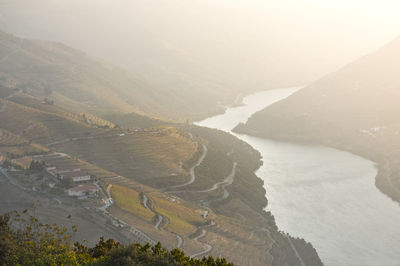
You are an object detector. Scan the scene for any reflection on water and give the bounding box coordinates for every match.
[197,87,400,266]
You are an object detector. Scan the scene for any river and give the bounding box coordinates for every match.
[196,87,400,266]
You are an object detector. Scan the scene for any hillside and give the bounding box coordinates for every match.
[0,91,322,265]
[235,35,400,203]
[0,30,228,121]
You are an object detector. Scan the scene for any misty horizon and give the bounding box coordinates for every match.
[1,1,400,265]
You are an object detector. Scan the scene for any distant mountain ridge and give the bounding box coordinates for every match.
[235,35,400,202]
[0,30,227,121]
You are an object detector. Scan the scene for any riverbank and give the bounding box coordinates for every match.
[234,118,400,204]
[225,88,400,265]
[183,124,323,265]
[193,87,326,265]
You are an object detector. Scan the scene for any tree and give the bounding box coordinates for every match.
[0,211,94,265]
[29,160,45,171]
[0,211,235,266]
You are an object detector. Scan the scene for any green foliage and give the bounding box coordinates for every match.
[0,211,94,265]
[0,212,234,266]
[29,160,45,171]
[1,159,11,168]
[94,242,233,266]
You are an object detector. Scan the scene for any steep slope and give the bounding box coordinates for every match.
[235,35,400,202]
[0,30,226,121]
[0,90,322,265]
[0,90,197,179]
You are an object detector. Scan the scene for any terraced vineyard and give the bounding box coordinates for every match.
[150,191,205,236]
[0,91,322,265]
[0,129,27,146]
[52,128,197,187]
[111,185,155,223]
[82,112,115,128]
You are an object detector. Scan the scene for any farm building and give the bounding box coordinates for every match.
[61,170,91,183]
[67,184,98,197]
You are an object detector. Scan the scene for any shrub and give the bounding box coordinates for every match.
[0,211,234,266]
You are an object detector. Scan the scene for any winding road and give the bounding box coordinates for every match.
[286,236,306,266]
[154,214,163,230]
[141,193,184,248]
[190,221,215,258]
[142,194,151,210]
[167,145,239,256]
[200,162,237,195]
[95,182,157,245]
[0,167,29,191]
[142,194,165,230]
[46,132,127,146]
[171,144,207,188]
[175,234,183,248]
[190,230,212,258]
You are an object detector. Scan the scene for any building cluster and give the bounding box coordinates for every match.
[45,166,98,197]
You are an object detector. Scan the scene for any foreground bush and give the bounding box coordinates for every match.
[0,211,233,266]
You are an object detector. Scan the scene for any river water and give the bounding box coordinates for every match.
[196,87,400,266]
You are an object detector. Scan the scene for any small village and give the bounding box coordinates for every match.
[0,149,164,246]
[0,151,105,204]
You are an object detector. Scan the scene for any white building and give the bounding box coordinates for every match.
[67,185,98,197]
[61,171,91,183]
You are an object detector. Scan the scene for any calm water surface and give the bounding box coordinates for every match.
[196,87,400,266]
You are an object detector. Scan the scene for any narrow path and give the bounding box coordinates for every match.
[129,227,157,246]
[154,214,163,230]
[189,220,216,258]
[167,154,239,256]
[260,228,276,265]
[95,183,113,212]
[142,194,151,210]
[193,229,207,241]
[190,229,212,258]
[0,167,29,191]
[141,193,183,248]
[98,182,157,245]
[141,193,164,230]
[168,161,236,197]
[171,144,207,188]
[53,198,62,205]
[199,162,237,206]
[286,236,306,266]
[199,163,237,193]
[46,133,124,146]
[175,234,183,248]
[106,184,113,199]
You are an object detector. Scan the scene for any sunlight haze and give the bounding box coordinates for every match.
[1,1,400,265]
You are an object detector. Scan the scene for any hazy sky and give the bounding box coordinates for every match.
[0,0,399,89]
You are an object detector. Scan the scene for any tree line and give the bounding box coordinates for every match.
[0,211,233,266]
